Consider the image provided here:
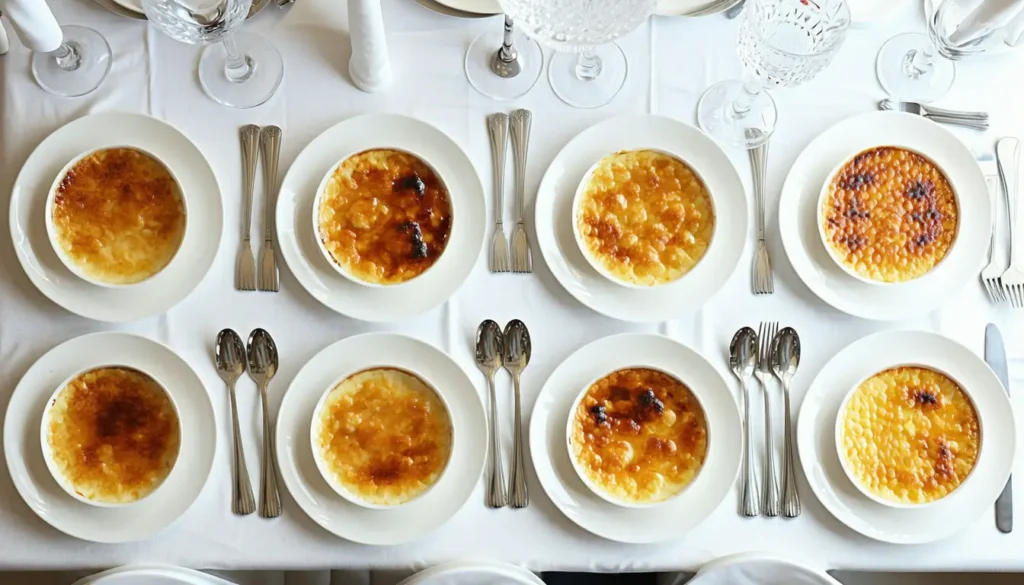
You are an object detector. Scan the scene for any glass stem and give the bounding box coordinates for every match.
[574,49,603,81]
[730,77,763,119]
[52,41,82,72]
[222,35,253,83]
[903,44,935,80]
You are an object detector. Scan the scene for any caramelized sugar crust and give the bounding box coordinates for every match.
[315,368,453,505]
[577,150,715,286]
[570,368,709,504]
[52,148,186,285]
[841,366,980,505]
[317,149,452,285]
[822,147,958,283]
[47,367,181,504]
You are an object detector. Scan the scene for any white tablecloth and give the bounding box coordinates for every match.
[2,0,1024,573]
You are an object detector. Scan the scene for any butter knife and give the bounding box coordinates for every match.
[987,323,1013,533]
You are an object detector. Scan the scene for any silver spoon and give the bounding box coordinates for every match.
[215,329,256,516]
[475,320,507,508]
[771,327,802,518]
[247,328,282,519]
[503,319,531,508]
[730,327,760,517]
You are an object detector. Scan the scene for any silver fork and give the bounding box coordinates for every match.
[509,109,533,273]
[755,321,780,517]
[980,155,1006,304]
[487,113,510,273]
[998,138,1023,307]
[258,126,281,292]
[236,125,259,291]
[749,138,774,294]
[878,99,989,122]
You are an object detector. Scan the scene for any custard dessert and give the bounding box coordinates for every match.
[821,147,958,283]
[51,148,186,285]
[839,366,980,505]
[314,368,453,506]
[317,149,452,285]
[45,367,181,504]
[576,150,715,287]
[569,368,709,505]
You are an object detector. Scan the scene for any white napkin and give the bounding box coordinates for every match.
[0,0,63,52]
[947,0,1024,46]
[687,553,841,585]
[1004,5,1024,45]
[348,0,392,92]
[0,16,10,55]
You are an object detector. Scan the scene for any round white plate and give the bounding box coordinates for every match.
[3,333,216,543]
[535,115,747,322]
[397,560,545,585]
[275,333,486,544]
[9,113,223,322]
[431,0,726,16]
[778,111,989,320]
[112,0,143,13]
[691,552,841,585]
[797,330,1015,544]
[75,565,237,585]
[276,114,485,322]
[529,333,741,543]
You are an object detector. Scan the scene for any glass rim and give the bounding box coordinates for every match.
[753,0,852,58]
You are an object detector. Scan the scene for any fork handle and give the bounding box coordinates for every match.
[748,141,768,240]
[998,138,1020,267]
[487,114,510,229]
[761,378,780,516]
[509,110,531,225]
[259,126,282,242]
[740,377,760,517]
[229,382,256,515]
[924,114,989,131]
[240,125,260,242]
[781,381,800,517]
[921,104,988,120]
[485,374,507,508]
[258,383,282,518]
[508,371,528,508]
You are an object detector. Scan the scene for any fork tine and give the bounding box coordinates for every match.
[983,280,994,303]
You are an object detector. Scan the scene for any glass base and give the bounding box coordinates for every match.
[199,32,284,109]
[697,79,777,148]
[465,28,543,100]
[32,26,111,98]
[876,33,954,103]
[548,43,627,109]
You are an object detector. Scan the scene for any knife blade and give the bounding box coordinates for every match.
[986,323,1013,533]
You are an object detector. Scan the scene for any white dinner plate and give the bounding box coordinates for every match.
[430,0,734,17]
[113,0,143,13]
[397,560,545,585]
[535,115,747,322]
[529,333,741,543]
[691,552,841,585]
[276,114,485,322]
[778,111,990,320]
[796,330,1015,544]
[75,565,238,585]
[3,333,216,543]
[9,113,223,322]
[275,333,486,544]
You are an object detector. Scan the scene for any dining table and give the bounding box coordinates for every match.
[1,0,1024,574]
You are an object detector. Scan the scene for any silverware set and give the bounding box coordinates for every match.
[729,322,801,518]
[487,110,534,274]
[474,319,532,508]
[236,125,282,292]
[214,327,283,518]
[878,99,990,131]
[979,137,1024,306]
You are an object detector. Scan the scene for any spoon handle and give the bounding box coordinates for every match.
[229,381,256,515]
[508,371,528,508]
[258,382,282,518]
[740,378,760,517]
[761,378,780,517]
[782,380,801,518]
[485,374,507,508]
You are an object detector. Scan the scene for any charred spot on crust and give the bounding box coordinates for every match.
[840,172,874,191]
[905,179,935,201]
[844,194,870,219]
[395,173,426,199]
[398,221,429,259]
[839,234,867,252]
[935,439,954,477]
[634,389,664,421]
[589,404,608,425]
[911,387,939,407]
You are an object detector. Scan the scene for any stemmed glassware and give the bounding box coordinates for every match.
[465,16,543,100]
[876,0,1002,103]
[31,25,112,98]
[142,0,284,109]
[498,0,656,109]
[697,0,851,148]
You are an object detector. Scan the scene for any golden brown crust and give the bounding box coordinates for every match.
[315,368,453,505]
[570,368,708,504]
[52,148,186,285]
[840,366,980,505]
[317,149,452,285]
[577,150,715,286]
[47,367,180,504]
[821,147,958,283]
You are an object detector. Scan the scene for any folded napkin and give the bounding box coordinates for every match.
[348,0,392,92]
[946,0,1024,46]
[0,0,63,52]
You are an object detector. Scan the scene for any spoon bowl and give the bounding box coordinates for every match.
[729,327,758,381]
[503,319,531,370]
[247,328,279,384]
[215,329,247,383]
[771,327,801,383]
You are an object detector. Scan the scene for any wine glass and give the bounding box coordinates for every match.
[498,0,656,109]
[876,0,1002,103]
[142,0,283,109]
[697,0,851,148]
[31,26,112,98]
[465,16,543,100]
